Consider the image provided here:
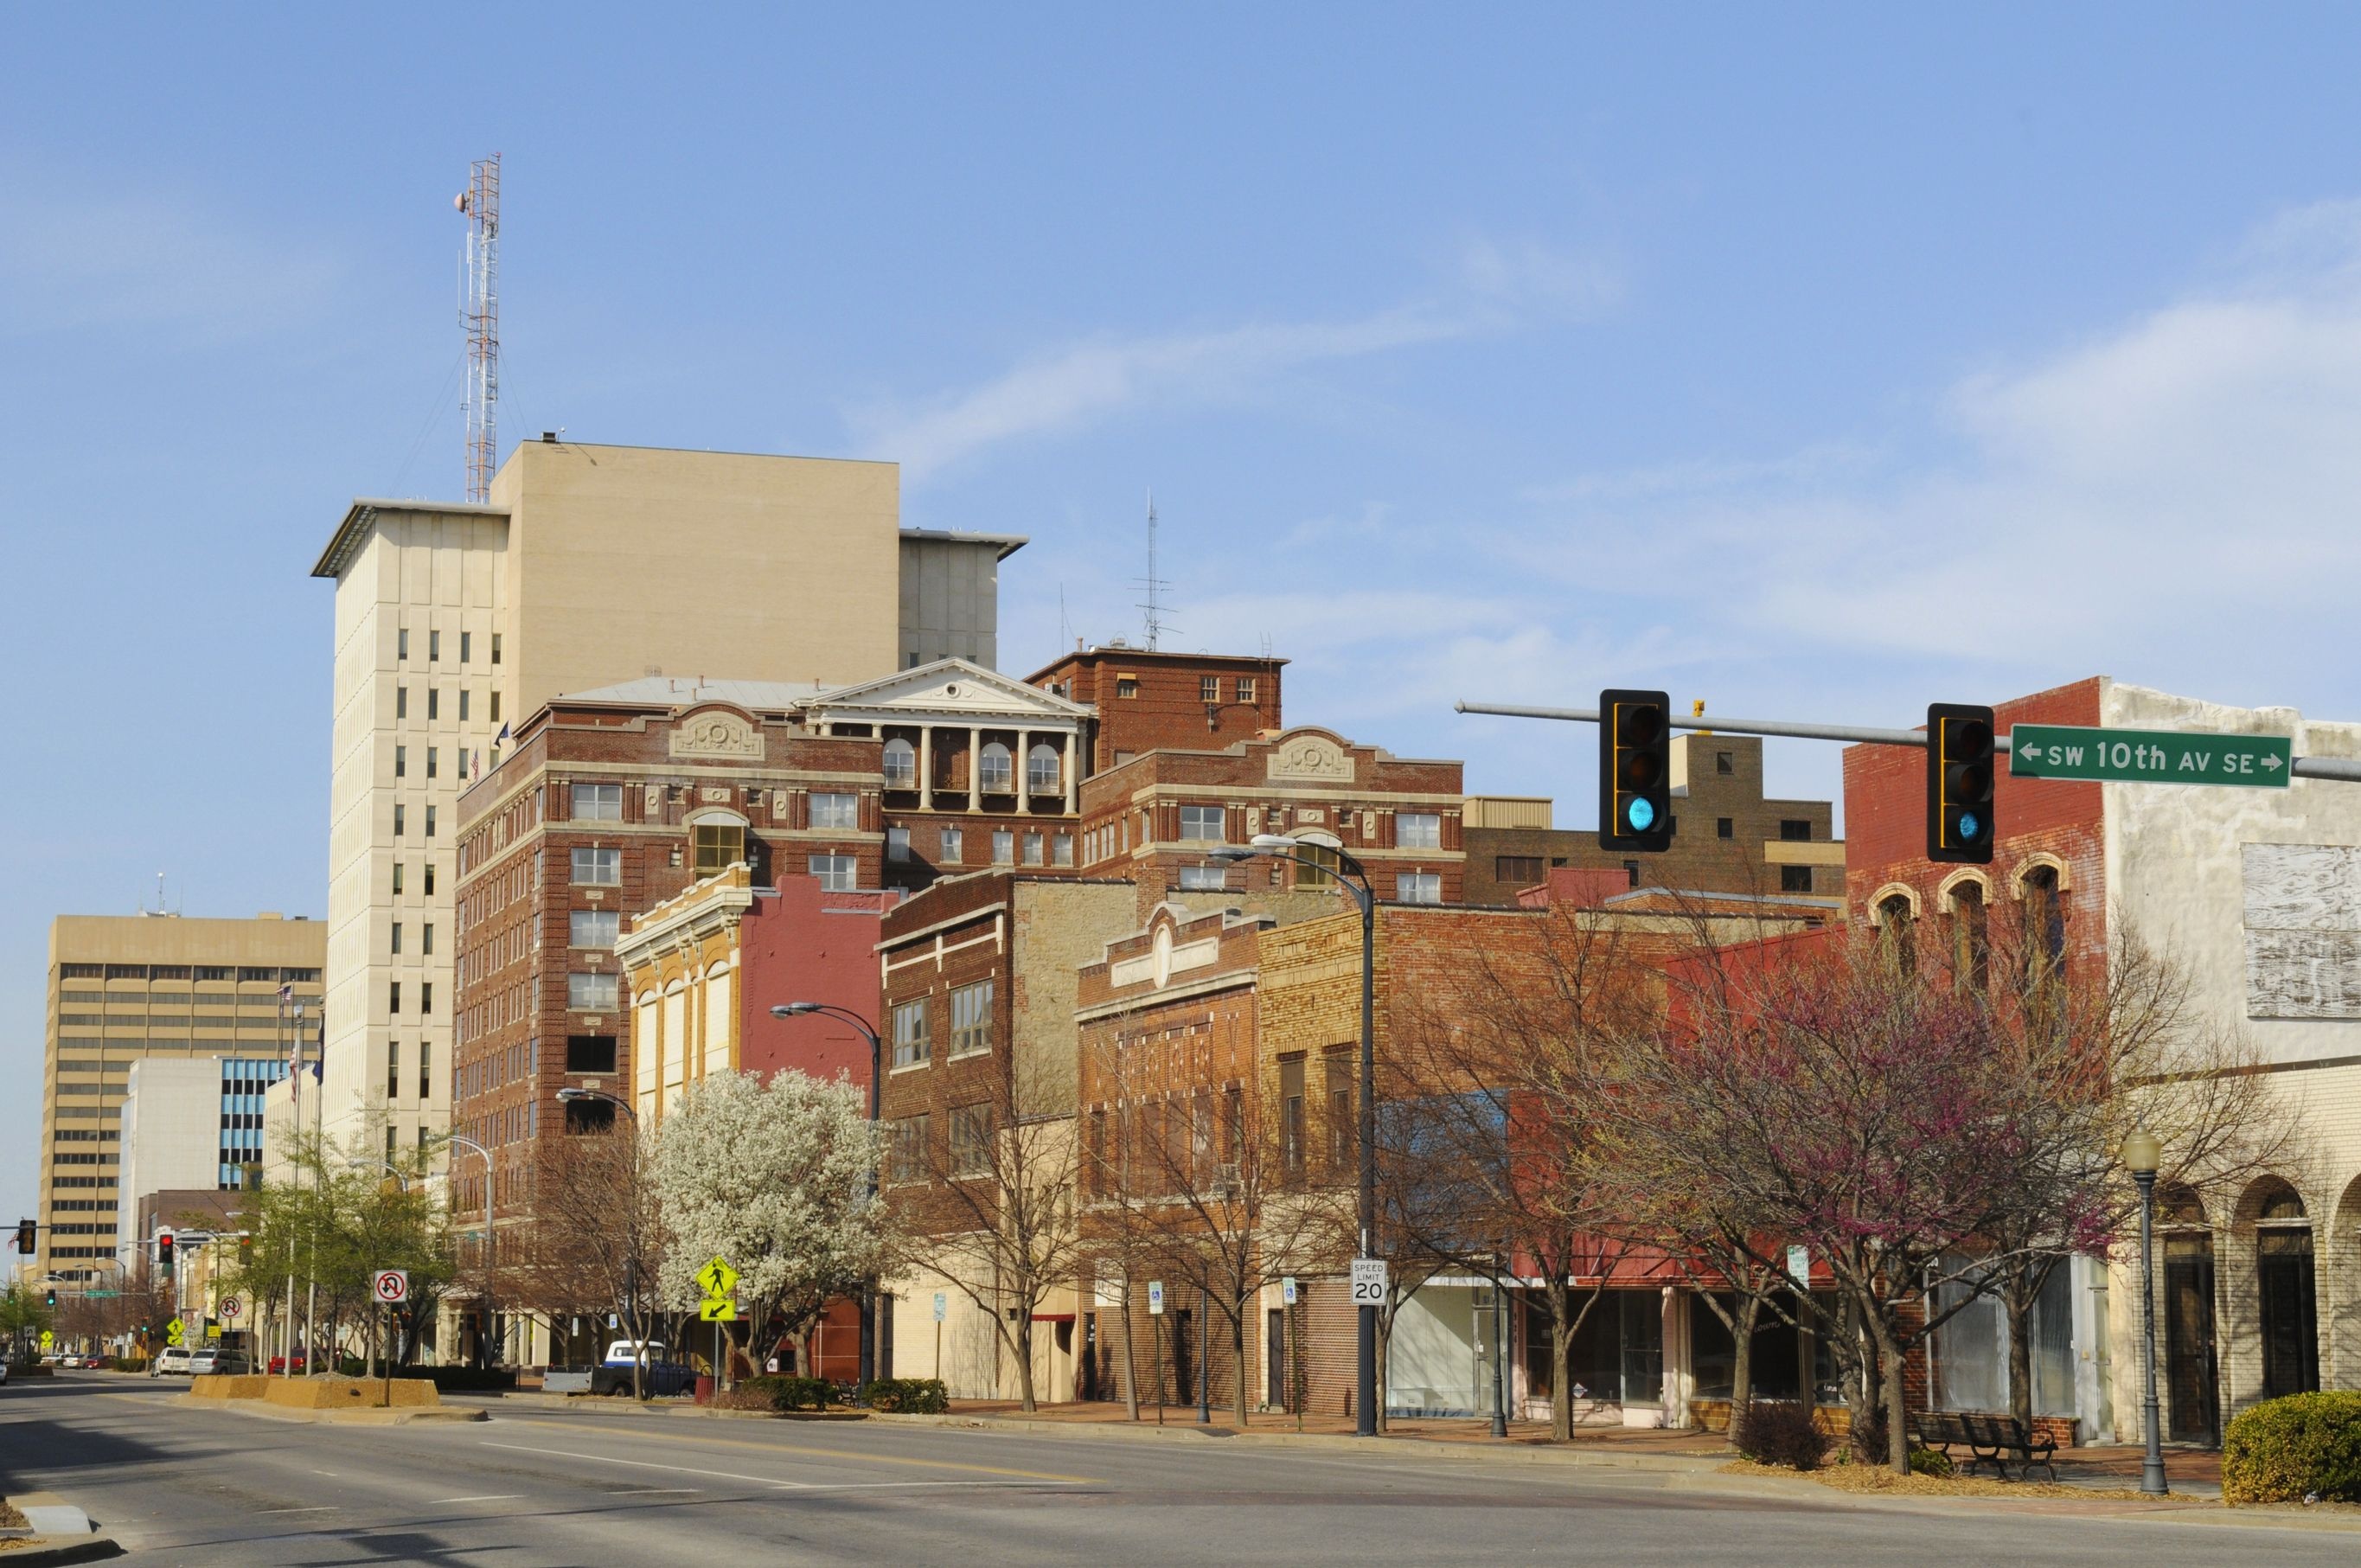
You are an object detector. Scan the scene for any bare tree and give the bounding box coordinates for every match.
[512,1123,666,1398]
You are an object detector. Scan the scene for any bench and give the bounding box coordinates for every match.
[1913,1411,2057,1481]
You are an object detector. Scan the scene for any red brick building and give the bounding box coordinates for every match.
[1027,644,1286,773]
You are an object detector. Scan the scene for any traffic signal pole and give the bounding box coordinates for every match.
[1455,700,2361,782]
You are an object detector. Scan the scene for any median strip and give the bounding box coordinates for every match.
[495,1418,1097,1483]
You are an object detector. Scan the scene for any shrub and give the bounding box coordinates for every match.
[1733,1400,1832,1471]
[1848,1402,1888,1467]
[112,1357,149,1373]
[861,1377,950,1414]
[1909,1446,1953,1478]
[2223,1392,2361,1506]
[387,1366,518,1392]
[736,1374,838,1411]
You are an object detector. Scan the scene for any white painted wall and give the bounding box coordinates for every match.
[116,1059,227,1265]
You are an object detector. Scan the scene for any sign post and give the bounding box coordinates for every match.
[694,1256,739,1392]
[2009,724,2292,787]
[373,1270,408,1407]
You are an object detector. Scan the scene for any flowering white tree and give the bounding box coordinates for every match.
[651,1069,892,1379]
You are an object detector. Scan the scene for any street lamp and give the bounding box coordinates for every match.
[2121,1127,2168,1497]
[1212,830,1381,1438]
[772,1002,886,1388]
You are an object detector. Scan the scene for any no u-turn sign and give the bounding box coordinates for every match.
[373,1269,409,1303]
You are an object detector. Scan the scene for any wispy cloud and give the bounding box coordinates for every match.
[0,165,342,345]
[851,238,1618,482]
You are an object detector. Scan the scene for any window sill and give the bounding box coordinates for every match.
[889,1059,930,1074]
[946,1046,993,1061]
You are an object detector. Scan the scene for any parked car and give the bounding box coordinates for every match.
[589,1340,696,1397]
[267,1353,309,1374]
[189,1350,253,1376]
[150,1347,195,1376]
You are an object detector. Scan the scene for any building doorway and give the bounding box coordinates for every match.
[2163,1228,2217,1444]
[2255,1187,2319,1399]
[1266,1308,1287,1410]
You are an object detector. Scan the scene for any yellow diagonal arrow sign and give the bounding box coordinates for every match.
[694,1255,739,1297]
[699,1296,737,1322]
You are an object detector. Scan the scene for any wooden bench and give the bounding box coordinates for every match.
[1914,1411,2057,1481]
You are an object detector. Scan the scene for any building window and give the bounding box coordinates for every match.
[1295,844,1340,888]
[950,1104,993,1177]
[396,686,408,720]
[1116,676,1138,699]
[1623,859,1641,887]
[428,688,439,720]
[490,692,501,722]
[810,791,859,830]
[567,972,619,1011]
[803,854,853,891]
[394,745,407,778]
[392,863,404,895]
[419,1040,431,1100]
[394,804,406,838]
[1878,893,1916,976]
[2022,866,2067,992]
[390,922,403,955]
[1395,872,1441,905]
[566,1034,617,1073]
[939,827,963,865]
[397,628,409,661]
[1716,751,1734,775]
[1279,1055,1306,1174]
[1953,881,1990,996]
[1179,804,1225,843]
[1236,676,1256,702]
[575,784,623,822]
[490,633,502,665]
[459,690,470,722]
[1325,1050,1353,1171]
[429,629,441,662]
[421,923,434,955]
[389,982,402,1014]
[1780,819,1812,842]
[1780,865,1814,894]
[425,863,437,895]
[886,827,912,863]
[891,998,929,1068]
[1494,855,1544,886]
[978,742,1014,793]
[694,823,745,874]
[1052,831,1073,867]
[883,738,918,787]
[425,806,438,837]
[1717,817,1734,839]
[950,980,993,1058]
[1022,831,1046,866]
[569,909,618,947]
[1200,675,1220,702]
[1398,812,1443,849]
[1180,865,1227,891]
[571,847,622,885]
[1027,743,1060,794]
[426,747,438,779]
[889,1115,929,1184]
[992,830,1014,865]
[387,1040,401,1101]
[420,982,432,1014]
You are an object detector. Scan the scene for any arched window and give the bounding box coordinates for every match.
[2254,1181,2319,1397]
[1952,880,1988,997]
[883,737,917,788]
[1027,742,1061,795]
[1877,893,1916,976]
[978,741,1013,793]
[2020,864,2066,990]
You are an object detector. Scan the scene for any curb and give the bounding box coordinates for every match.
[3,1494,123,1565]
[177,1397,488,1426]
[0,1537,125,1565]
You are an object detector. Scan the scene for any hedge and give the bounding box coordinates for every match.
[736,1374,838,1411]
[2223,1392,2361,1505]
[387,1366,519,1392]
[861,1377,949,1414]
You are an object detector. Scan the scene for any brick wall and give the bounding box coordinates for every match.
[1027,647,1287,773]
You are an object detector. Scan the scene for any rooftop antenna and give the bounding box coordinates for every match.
[1134,487,1175,650]
[457,154,501,503]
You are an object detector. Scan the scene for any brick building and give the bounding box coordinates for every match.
[1027,644,1286,773]
[1846,677,2361,1446]
[1461,733,1840,906]
[873,870,1136,1401]
[1077,726,1467,906]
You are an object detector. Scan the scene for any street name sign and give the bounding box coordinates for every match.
[698,1296,737,1322]
[1349,1258,1388,1305]
[694,1255,739,1298]
[372,1270,409,1304]
[2009,724,2291,789]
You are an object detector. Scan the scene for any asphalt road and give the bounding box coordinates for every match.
[2,1373,2351,1565]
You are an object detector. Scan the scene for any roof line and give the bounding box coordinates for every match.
[311,498,509,579]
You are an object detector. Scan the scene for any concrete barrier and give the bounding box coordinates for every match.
[188,1375,272,1401]
[262,1376,441,1411]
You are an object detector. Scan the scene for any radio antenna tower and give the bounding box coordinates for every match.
[1134,488,1174,650]
[457,154,501,503]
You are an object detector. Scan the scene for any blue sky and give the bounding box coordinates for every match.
[9,5,2361,1223]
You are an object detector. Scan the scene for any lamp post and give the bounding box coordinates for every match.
[1213,831,1379,1438]
[2121,1128,2168,1496]
[772,1002,886,1389]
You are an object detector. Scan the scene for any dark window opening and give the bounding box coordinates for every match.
[566,1034,618,1074]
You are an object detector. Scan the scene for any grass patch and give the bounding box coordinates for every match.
[1718,1458,2184,1502]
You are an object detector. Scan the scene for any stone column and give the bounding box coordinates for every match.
[969,726,982,813]
[919,726,934,811]
[1016,728,1033,809]
[1064,730,1078,814]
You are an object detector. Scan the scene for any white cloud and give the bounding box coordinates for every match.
[852,239,1616,482]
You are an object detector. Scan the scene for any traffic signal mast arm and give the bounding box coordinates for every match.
[1454,701,2361,782]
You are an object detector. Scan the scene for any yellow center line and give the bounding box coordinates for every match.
[496,1417,1099,1484]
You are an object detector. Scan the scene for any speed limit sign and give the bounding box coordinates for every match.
[1349,1258,1388,1304]
[373,1270,410,1303]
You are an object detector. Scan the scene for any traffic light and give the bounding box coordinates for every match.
[1599,688,1675,852]
[45,1288,57,1310]
[238,1233,253,1269]
[12,1218,31,1256]
[157,1228,176,1278]
[1928,703,1997,864]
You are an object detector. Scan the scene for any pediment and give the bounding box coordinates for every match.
[809,658,1091,721]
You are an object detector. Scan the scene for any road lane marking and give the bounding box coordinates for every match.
[481,1441,809,1490]
[429,1494,525,1504]
[257,1506,339,1514]
[494,1418,1097,1483]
